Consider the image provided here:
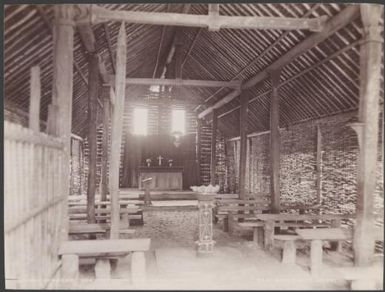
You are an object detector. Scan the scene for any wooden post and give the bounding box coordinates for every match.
[86,53,99,224]
[353,4,383,267]
[131,251,146,286]
[52,5,75,242]
[210,110,218,185]
[101,87,110,202]
[269,70,281,213]
[310,239,323,276]
[315,126,322,213]
[109,23,126,239]
[29,66,41,132]
[196,118,202,185]
[239,93,248,200]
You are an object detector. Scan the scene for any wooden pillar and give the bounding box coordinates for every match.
[239,93,248,200]
[315,126,322,212]
[210,110,218,185]
[86,53,99,224]
[52,5,75,241]
[197,118,202,185]
[269,70,281,213]
[101,87,110,202]
[353,4,383,266]
[29,66,41,132]
[109,23,127,239]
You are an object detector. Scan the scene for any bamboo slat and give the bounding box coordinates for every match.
[4,121,67,288]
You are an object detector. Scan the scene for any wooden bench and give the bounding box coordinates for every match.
[273,234,304,265]
[214,198,270,232]
[238,219,326,248]
[68,223,136,236]
[295,227,353,276]
[59,238,151,285]
[335,266,383,290]
[252,213,354,250]
[69,205,143,227]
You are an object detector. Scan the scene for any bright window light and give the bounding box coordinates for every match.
[171,109,185,135]
[133,107,148,136]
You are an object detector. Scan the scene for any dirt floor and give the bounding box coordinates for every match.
[73,212,383,290]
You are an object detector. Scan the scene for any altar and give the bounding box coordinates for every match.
[138,166,183,190]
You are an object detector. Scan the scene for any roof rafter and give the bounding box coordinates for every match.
[198,4,360,119]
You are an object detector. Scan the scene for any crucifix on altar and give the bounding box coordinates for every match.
[139,153,183,190]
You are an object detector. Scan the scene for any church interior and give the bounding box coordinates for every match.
[3,3,384,290]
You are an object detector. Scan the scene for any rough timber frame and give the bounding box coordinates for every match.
[198,5,360,119]
[73,4,327,32]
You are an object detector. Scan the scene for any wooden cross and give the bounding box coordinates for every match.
[157,155,164,166]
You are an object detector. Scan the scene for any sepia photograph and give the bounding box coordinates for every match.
[3,2,384,290]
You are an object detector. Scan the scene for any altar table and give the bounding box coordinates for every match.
[138,166,183,190]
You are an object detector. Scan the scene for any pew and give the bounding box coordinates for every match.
[68,223,136,236]
[59,238,151,286]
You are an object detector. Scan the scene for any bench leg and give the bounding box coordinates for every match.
[223,217,229,232]
[131,251,146,286]
[310,240,323,276]
[282,241,296,265]
[61,254,79,288]
[264,220,274,250]
[228,214,235,235]
[121,213,130,229]
[253,227,264,248]
[330,219,342,251]
[95,258,111,279]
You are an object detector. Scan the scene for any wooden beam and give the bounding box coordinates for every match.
[195,4,321,112]
[157,4,191,80]
[35,5,90,94]
[86,53,99,224]
[109,23,126,239]
[52,4,75,242]
[129,98,199,107]
[77,24,96,53]
[215,39,363,121]
[353,4,383,267]
[198,89,241,119]
[29,66,41,132]
[103,23,116,74]
[84,5,327,32]
[315,126,322,210]
[269,70,281,213]
[101,88,110,202]
[210,109,218,185]
[106,77,241,88]
[180,28,202,76]
[197,118,202,185]
[208,4,220,31]
[239,93,248,200]
[152,24,166,78]
[197,5,360,118]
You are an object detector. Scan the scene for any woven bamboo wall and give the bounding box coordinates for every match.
[4,121,67,289]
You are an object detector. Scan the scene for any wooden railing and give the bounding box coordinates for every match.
[4,121,68,289]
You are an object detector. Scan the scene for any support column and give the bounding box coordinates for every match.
[52,5,75,241]
[196,118,202,185]
[239,93,248,200]
[101,87,110,202]
[29,66,41,132]
[269,69,281,213]
[109,23,127,239]
[86,53,99,224]
[210,110,218,185]
[353,4,383,266]
[315,126,322,212]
